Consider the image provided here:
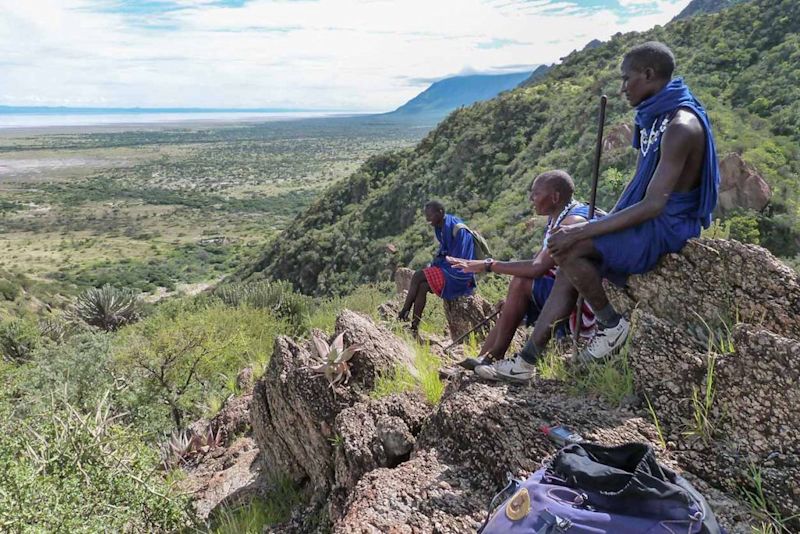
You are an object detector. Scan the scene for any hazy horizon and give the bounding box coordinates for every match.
[2,0,693,111]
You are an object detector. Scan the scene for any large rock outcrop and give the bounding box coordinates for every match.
[718,153,772,212]
[617,239,800,527]
[250,310,417,495]
[609,238,800,339]
[331,393,431,519]
[630,313,800,522]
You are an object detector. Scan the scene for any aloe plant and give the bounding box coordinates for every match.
[160,426,224,469]
[70,284,140,331]
[306,332,362,389]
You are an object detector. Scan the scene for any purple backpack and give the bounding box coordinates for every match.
[479,442,723,534]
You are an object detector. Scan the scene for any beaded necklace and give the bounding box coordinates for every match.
[639,116,671,158]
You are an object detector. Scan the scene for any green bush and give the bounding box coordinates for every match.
[727,211,761,245]
[114,303,287,431]
[21,332,115,413]
[0,279,20,301]
[0,318,41,363]
[0,394,195,533]
[216,280,312,333]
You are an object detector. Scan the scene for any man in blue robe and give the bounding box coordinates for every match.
[398,201,477,333]
[476,41,720,382]
[446,170,596,369]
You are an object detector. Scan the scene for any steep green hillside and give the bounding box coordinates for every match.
[672,0,747,21]
[247,0,800,296]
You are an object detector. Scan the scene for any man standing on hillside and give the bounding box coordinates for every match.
[398,201,477,333]
[476,41,720,382]
[446,170,595,368]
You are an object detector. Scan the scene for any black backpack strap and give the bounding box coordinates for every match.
[536,510,573,534]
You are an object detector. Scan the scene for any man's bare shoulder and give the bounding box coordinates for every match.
[667,109,704,139]
[560,214,587,226]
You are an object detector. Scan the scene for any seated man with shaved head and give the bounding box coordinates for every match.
[475,41,720,383]
[447,169,595,369]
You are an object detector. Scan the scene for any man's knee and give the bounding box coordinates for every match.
[560,239,595,266]
[508,276,533,298]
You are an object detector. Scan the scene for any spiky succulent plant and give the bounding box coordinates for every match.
[160,426,224,469]
[69,284,140,331]
[306,332,362,389]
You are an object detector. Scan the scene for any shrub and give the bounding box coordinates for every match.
[0,279,20,301]
[0,318,41,363]
[21,332,115,413]
[216,280,311,332]
[0,394,195,532]
[114,303,286,431]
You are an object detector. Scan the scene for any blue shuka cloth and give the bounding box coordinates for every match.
[529,202,593,331]
[431,214,476,301]
[593,78,720,284]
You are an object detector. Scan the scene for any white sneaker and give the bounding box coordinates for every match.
[475,355,536,383]
[577,316,630,365]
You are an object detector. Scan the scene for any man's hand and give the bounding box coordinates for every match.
[547,222,587,260]
[446,256,486,273]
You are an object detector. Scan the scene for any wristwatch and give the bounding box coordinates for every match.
[484,258,495,272]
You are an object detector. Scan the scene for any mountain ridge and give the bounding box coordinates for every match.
[386,71,532,119]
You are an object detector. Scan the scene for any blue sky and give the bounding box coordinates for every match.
[0,0,691,111]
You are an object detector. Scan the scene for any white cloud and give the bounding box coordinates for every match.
[0,0,692,111]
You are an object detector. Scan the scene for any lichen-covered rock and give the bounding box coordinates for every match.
[626,305,800,527]
[209,392,252,445]
[336,377,755,533]
[331,393,431,518]
[394,267,414,296]
[717,325,799,457]
[236,366,254,392]
[609,239,800,339]
[417,378,665,488]
[718,153,772,212]
[443,293,494,342]
[335,450,486,533]
[335,310,417,390]
[250,311,417,493]
[627,310,710,430]
[178,437,261,520]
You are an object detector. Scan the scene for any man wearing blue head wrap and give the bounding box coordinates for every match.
[477,42,720,382]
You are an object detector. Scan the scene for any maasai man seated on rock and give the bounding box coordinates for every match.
[476,41,720,383]
[398,201,477,333]
[446,170,595,370]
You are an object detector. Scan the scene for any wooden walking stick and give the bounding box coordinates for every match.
[443,307,502,353]
[573,94,607,352]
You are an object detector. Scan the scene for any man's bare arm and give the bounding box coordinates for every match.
[448,215,585,276]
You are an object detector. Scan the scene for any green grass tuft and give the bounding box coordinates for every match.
[372,340,444,405]
[209,475,305,534]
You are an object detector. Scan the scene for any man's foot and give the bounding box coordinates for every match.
[474,355,535,383]
[397,308,410,321]
[576,316,630,365]
[457,354,493,371]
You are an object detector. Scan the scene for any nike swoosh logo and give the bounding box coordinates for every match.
[508,370,530,376]
[607,328,626,346]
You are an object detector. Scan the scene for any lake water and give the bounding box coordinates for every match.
[0,109,361,129]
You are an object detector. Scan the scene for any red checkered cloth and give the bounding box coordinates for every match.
[423,266,446,296]
[569,301,597,339]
